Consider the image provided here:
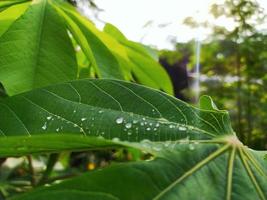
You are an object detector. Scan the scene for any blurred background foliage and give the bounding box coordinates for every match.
[160,0,267,150]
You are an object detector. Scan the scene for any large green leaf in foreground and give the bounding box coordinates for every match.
[0,79,231,155]
[0,79,266,200]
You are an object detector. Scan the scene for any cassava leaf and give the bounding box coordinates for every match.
[10,144,267,200]
[0,79,266,199]
[0,0,77,95]
[0,79,232,156]
[104,23,173,95]
[0,0,173,95]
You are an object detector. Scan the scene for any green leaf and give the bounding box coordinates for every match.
[199,95,219,111]
[0,1,173,95]
[11,143,267,200]
[0,79,232,156]
[54,2,124,79]
[0,0,77,96]
[0,79,266,199]
[104,23,173,95]
[0,0,30,11]
[0,1,30,37]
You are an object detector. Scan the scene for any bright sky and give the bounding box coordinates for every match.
[80,0,267,49]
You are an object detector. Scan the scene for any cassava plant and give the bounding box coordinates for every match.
[0,0,266,200]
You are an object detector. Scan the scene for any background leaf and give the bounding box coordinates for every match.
[0,0,77,95]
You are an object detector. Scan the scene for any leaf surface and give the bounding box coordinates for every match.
[0,79,232,155]
[0,0,77,95]
[0,79,266,200]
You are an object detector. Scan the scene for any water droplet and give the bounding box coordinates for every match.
[73,110,77,113]
[127,132,132,136]
[79,128,83,132]
[189,143,195,150]
[56,128,59,132]
[116,117,124,124]
[133,120,138,124]
[42,122,47,130]
[140,122,144,126]
[169,124,175,129]
[46,116,52,120]
[179,126,187,131]
[98,110,103,113]
[146,127,151,131]
[112,137,120,142]
[155,123,160,127]
[125,123,132,129]
[81,118,87,121]
[153,128,157,131]
[73,124,78,127]
[142,117,146,120]
[149,122,153,126]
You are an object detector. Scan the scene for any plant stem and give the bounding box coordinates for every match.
[26,155,36,186]
[38,153,60,185]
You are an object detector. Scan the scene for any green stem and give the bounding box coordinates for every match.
[38,153,60,185]
[26,155,36,186]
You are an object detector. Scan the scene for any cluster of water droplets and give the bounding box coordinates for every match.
[38,107,199,153]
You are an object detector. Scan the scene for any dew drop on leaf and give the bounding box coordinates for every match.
[133,120,138,124]
[189,143,195,150]
[81,118,87,121]
[116,117,124,124]
[46,116,52,120]
[179,126,187,131]
[112,137,120,142]
[141,139,151,148]
[169,124,175,129]
[42,122,47,130]
[125,123,132,129]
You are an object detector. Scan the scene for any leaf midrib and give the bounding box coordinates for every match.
[152,144,230,200]
[32,0,47,86]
